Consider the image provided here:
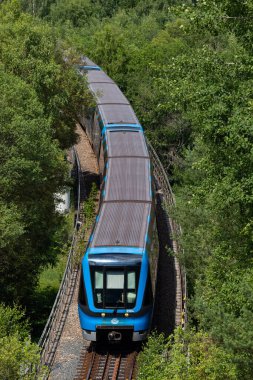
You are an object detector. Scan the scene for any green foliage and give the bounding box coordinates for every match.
[28,242,70,339]
[26,210,74,339]
[0,69,66,303]
[83,182,98,222]
[75,182,98,263]
[0,0,92,148]
[0,304,28,340]
[3,0,253,377]
[138,328,236,380]
[193,258,253,374]
[149,3,253,377]
[62,1,253,376]
[138,333,168,380]
[0,0,91,305]
[70,7,192,167]
[0,335,42,380]
[0,304,46,379]
[49,0,96,27]
[86,22,133,90]
[21,0,57,18]
[49,0,170,21]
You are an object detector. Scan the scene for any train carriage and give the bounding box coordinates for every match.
[78,59,158,342]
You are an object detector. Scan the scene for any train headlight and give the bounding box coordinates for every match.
[101,313,105,317]
[124,313,129,317]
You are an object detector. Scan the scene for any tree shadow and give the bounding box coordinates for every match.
[26,286,58,342]
[152,193,176,337]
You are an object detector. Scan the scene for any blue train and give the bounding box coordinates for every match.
[78,58,158,342]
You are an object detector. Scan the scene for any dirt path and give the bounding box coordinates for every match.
[75,124,99,175]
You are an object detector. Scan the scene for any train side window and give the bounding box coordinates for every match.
[78,269,86,306]
[94,270,103,306]
[143,270,153,306]
[127,271,137,305]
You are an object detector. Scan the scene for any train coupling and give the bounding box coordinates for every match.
[108,331,122,341]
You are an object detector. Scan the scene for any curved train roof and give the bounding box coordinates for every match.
[99,104,139,125]
[87,70,114,84]
[104,157,151,202]
[90,83,129,105]
[83,58,152,252]
[90,202,151,248]
[106,130,148,158]
[86,68,140,125]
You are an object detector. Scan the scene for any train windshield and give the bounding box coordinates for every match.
[91,266,140,309]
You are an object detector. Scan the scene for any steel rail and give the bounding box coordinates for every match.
[147,140,187,328]
[85,350,95,380]
[38,147,83,376]
[127,351,137,380]
[75,349,138,380]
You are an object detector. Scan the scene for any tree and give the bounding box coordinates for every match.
[0,1,92,304]
[0,69,68,303]
[49,0,96,27]
[138,329,236,380]
[20,0,56,18]
[0,304,45,379]
[149,3,253,377]
[0,0,92,148]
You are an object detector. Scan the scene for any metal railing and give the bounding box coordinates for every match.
[38,147,83,374]
[147,140,187,328]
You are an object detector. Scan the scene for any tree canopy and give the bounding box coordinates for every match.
[0,304,45,379]
[51,0,252,377]
[0,0,91,304]
[1,0,253,377]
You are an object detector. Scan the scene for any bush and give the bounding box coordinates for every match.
[138,328,237,380]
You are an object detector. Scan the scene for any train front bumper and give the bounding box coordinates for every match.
[78,306,152,341]
[81,328,148,341]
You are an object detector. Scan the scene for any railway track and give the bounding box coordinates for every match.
[74,344,140,380]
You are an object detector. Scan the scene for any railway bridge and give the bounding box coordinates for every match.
[38,82,187,380]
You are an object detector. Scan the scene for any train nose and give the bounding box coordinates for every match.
[108,331,122,341]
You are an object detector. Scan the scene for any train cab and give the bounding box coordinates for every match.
[78,248,154,342]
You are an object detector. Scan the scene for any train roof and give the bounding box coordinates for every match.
[98,104,139,125]
[90,83,129,105]
[84,66,141,126]
[106,129,149,158]
[103,157,151,202]
[83,64,152,256]
[90,202,151,249]
[87,70,114,84]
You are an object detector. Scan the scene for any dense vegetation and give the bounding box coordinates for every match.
[0,304,45,379]
[1,0,252,378]
[0,0,91,305]
[0,0,91,374]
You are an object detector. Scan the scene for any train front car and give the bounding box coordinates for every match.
[78,59,158,342]
[79,244,154,342]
